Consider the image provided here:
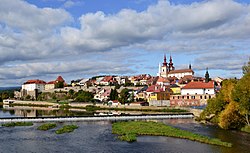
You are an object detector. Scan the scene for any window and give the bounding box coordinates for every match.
[178,96,179,99]
[205,96,207,99]
[200,96,202,99]
[187,96,189,99]
[209,95,211,99]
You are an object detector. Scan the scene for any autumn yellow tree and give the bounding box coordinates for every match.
[219,101,244,129]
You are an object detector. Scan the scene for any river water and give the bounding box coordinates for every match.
[0,107,250,153]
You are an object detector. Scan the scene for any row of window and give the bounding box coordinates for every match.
[172,95,212,100]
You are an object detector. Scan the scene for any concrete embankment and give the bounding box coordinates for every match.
[0,114,194,123]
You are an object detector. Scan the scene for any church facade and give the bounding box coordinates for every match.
[157,55,194,79]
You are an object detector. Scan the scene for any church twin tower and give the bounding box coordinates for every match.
[158,54,174,77]
[157,54,193,78]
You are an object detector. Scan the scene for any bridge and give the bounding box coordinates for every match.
[0,114,194,123]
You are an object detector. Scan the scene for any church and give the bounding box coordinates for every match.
[157,55,194,79]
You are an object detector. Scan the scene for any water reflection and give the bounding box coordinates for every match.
[0,119,249,153]
[0,104,183,118]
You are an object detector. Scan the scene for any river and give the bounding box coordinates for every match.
[0,107,250,153]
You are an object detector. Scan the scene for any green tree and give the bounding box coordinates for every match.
[242,57,250,75]
[68,89,75,99]
[75,91,94,102]
[118,88,130,104]
[232,73,250,126]
[110,89,118,100]
[55,81,64,88]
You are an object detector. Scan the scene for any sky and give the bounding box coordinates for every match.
[0,0,250,86]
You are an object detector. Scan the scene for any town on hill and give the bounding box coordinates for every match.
[13,55,222,107]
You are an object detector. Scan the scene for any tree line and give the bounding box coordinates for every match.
[200,58,250,130]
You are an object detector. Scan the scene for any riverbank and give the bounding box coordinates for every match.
[112,121,232,147]
[7,100,188,113]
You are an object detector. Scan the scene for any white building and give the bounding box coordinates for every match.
[22,80,46,92]
[21,79,46,99]
[181,81,215,95]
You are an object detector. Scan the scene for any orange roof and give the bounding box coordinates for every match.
[101,76,113,82]
[182,81,214,89]
[56,76,65,82]
[168,69,194,74]
[146,85,165,92]
[157,77,170,83]
[47,81,56,84]
[24,79,46,85]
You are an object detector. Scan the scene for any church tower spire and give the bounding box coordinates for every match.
[189,63,192,69]
[205,67,210,83]
[163,54,167,66]
[169,54,175,71]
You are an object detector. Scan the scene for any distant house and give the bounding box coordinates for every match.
[156,76,170,86]
[45,81,56,90]
[170,81,216,106]
[108,100,121,106]
[170,84,181,94]
[94,88,111,102]
[21,79,46,99]
[181,81,215,95]
[45,76,66,90]
[78,78,89,86]
[146,85,172,106]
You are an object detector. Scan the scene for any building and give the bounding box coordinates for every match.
[169,80,215,106]
[21,79,46,99]
[181,81,215,95]
[170,84,181,94]
[157,54,194,79]
[170,94,215,106]
[146,85,172,106]
[45,76,66,90]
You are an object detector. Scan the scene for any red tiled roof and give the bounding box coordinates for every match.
[182,81,214,89]
[168,69,194,74]
[56,76,65,82]
[157,77,170,83]
[101,76,113,82]
[47,81,56,84]
[146,85,164,92]
[24,79,46,85]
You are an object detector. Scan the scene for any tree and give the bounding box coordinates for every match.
[110,89,118,100]
[55,81,64,88]
[68,89,75,99]
[75,90,94,102]
[205,68,210,83]
[118,88,130,104]
[200,79,237,123]
[232,73,250,126]
[242,57,250,75]
[219,101,244,129]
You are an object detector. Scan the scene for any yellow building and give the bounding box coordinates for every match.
[170,84,181,94]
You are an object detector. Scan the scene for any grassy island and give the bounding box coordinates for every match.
[55,125,78,134]
[112,121,232,147]
[37,123,57,131]
[2,122,33,127]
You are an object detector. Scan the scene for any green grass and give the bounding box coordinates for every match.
[112,121,232,147]
[2,122,33,127]
[37,123,57,131]
[55,125,78,134]
[241,125,250,133]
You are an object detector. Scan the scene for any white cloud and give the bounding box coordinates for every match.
[0,0,250,86]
